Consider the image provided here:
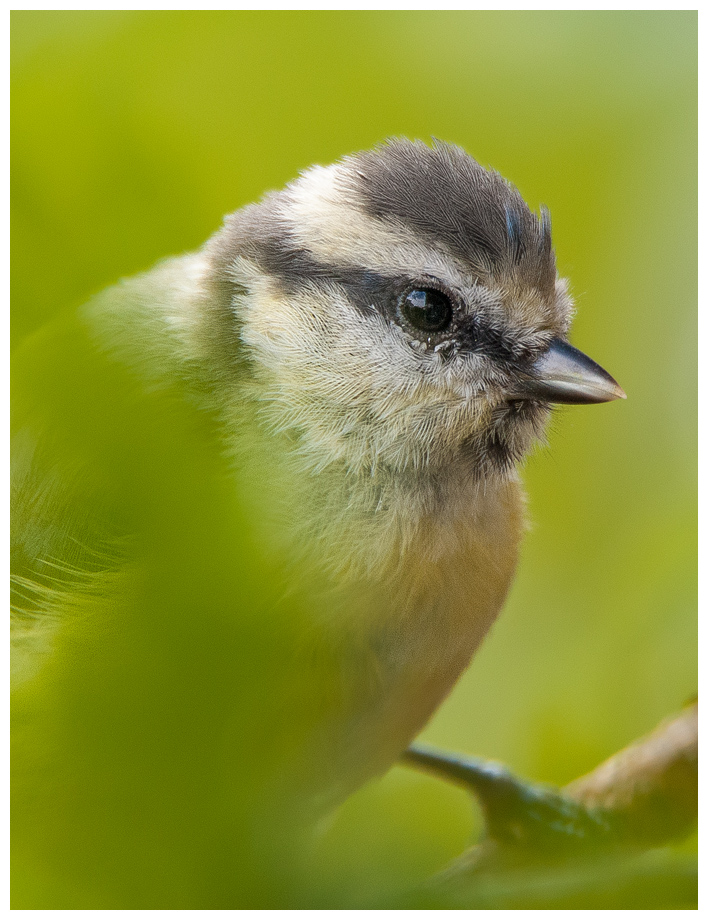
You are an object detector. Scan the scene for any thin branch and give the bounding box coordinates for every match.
[401,701,697,878]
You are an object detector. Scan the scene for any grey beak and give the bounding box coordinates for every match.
[513,337,626,405]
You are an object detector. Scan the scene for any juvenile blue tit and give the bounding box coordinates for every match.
[12,139,624,831]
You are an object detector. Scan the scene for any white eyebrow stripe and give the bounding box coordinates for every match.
[284,163,474,289]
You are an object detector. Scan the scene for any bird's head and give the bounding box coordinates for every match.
[206,140,624,480]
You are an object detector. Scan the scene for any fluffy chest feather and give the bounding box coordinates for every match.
[290,466,525,805]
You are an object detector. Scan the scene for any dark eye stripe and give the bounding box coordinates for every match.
[210,215,533,367]
[245,232,399,314]
[248,239,526,364]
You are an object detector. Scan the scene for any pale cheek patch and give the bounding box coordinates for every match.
[233,261,499,475]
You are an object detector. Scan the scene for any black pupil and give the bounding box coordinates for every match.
[402,288,452,333]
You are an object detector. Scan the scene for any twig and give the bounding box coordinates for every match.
[401,701,697,877]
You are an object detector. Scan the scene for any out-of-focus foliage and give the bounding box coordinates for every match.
[11,11,696,908]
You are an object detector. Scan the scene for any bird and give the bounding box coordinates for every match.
[11,139,624,888]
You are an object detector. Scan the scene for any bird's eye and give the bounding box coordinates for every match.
[400,288,453,333]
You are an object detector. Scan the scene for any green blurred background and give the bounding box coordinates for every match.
[12,10,696,906]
